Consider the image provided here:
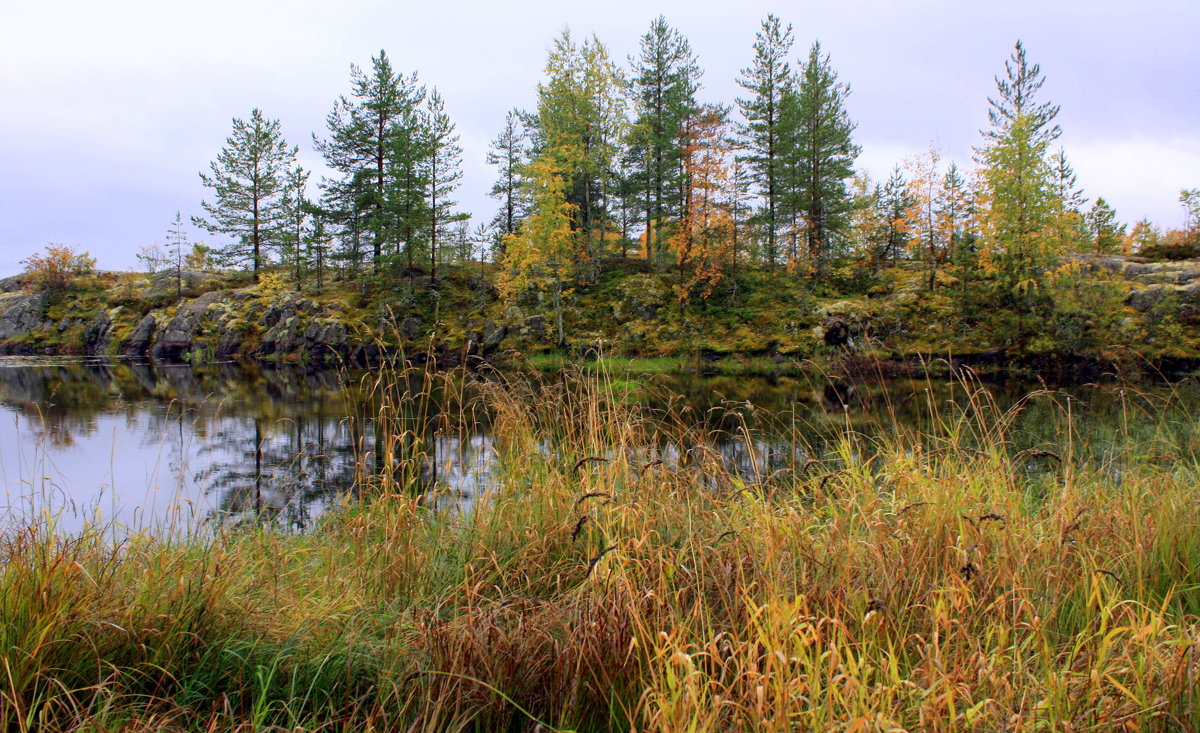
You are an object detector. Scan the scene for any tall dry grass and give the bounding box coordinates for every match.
[2,361,1199,731]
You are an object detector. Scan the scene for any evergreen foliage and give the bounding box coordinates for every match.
[628,16,701,263]
[735,15,794,267]
[780,41,860,275]
[486,109,530,241]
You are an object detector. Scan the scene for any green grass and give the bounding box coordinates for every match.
[3,367,1200,730]
[521,351,822,377]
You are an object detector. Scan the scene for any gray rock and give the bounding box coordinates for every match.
[523,315,546,338]
[0,275,27,293]
[83,312,113,355]
[151,291,231,361]
[400,315,423,341]
[481,321,506,353]
[304,320,347,348]
[214,325,245,359]
[1127,285,1174,313]
[0,292,49,340]
[124,314,157,356]
[1180,282,1200,305]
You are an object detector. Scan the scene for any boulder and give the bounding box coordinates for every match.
[481,321,506,354]
[823,315,853,348]
[0,292,50,340]
[0,275,27,293]
[124,314,157,356]
[83,312,113,355]
[150,291,229,362]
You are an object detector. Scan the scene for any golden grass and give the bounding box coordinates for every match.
[2,364,1199,731]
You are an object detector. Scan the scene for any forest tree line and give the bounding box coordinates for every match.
[133,16,1199,345]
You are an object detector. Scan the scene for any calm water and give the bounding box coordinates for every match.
[1,357,1195,533]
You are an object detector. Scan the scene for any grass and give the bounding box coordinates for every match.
[521,351,818,377]
[3,363,1200,730]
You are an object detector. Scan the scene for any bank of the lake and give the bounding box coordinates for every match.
[3,361,1200,730]
[4,254,1200,377]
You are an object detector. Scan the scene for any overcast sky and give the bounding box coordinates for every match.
[1,0,1196,276]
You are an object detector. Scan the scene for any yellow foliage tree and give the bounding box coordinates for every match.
[499,157,578,347]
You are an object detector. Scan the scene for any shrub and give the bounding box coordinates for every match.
[20,244,96,304]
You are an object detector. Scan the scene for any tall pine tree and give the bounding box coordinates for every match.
[194,108,297,282]
[486,109,530,242]
[782,41,860,275]
[628,16,701,265]
[315,50,426,275]
[423,89,466,284]
[736,15,794,267]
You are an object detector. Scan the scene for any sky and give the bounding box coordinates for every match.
[1,0,1196,277]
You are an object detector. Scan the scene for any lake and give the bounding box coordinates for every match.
[1,356,1195,534]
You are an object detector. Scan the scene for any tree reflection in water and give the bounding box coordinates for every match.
[2,356,1196,532]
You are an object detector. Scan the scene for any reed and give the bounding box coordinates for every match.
[2,361,1198,731]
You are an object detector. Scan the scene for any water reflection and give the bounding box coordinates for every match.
[0,356,1196,534]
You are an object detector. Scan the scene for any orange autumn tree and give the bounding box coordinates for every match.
[21,245,96,304]
[668,105,734,312]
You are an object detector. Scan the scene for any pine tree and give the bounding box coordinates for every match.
[470,221,494,266]
[611,155,643,258]
[728,158,754,269]
[1048,148,1088,252]
[976,40,1063,346]
[1086,197,1126,254]
[305,214,331,295]
[880,166,914,263]
[937,163,975,280]
[787,42,864,278]
[423,89,466,284]
[985,40,1061,146]
[194,108,297,282]
[978,114,1057,332]
[1127,217,1161,253]
[315,50,425,274]
[486,109,530,241]
[847,172,886,272]
[628,16,701,264]
[165,211,188,296]
[280,165,311,290]
[783,41,861,275]
[736,15,794,267]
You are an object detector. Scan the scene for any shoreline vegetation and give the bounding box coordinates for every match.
[3,365,1200,730]
[3,255,1200,382]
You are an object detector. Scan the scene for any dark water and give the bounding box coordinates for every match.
[1,357,1195,534]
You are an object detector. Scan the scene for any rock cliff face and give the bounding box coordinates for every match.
[0,292,50,341]
[1071,255,1200,313]
[4,255,1200,365]
[0,285,506,365]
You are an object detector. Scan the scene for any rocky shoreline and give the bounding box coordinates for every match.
[3,254,1200,370]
